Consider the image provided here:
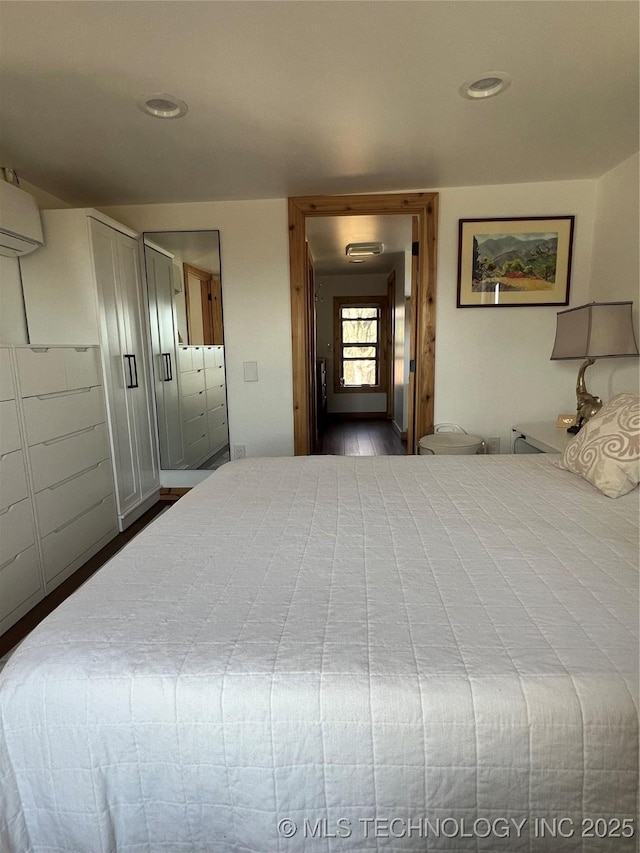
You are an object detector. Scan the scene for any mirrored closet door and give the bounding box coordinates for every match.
[143,231,229,471]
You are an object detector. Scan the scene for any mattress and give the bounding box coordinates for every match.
[1,454,638,852]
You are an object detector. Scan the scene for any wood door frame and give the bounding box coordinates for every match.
[288,192,438,456]
[386,269,395,421]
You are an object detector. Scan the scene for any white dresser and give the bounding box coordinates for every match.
[0,346,118,635]
[19,209,160,529]
[178,345,228,467]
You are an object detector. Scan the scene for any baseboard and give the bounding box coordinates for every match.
[391,420,408,441]
[119,490,161,531]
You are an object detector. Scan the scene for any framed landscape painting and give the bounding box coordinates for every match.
[457,216,575,307]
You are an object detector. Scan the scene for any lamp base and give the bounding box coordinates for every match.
[574,358,602,430]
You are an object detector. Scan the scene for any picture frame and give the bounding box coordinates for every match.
[457,216,575,307]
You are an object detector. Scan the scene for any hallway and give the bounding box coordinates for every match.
[318,418,406,456]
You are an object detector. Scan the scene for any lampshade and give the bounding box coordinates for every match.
[550,301,639,360]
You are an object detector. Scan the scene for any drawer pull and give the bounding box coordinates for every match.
[0,498,25,517]
[29,347,50,353]
[51,497,111,534]
[41,423,102,446]
[73,347,89,352]
[35,387,92,401]
[45,461,103,491]
[0,546,33,571]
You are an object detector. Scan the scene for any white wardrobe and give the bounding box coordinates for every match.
[20,210,159,530]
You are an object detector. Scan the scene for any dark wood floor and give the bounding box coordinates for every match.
[318,418,406,456]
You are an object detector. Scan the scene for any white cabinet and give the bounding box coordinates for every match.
[144,242,186,470]
[20,209,159,529]
[178,345,228,467]
[0,347,41,635]
[0,346,118,635]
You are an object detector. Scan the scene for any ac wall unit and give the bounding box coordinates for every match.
[0,179,44,257]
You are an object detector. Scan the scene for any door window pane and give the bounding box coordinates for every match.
[343,345,376,359]
[343,359,377,386]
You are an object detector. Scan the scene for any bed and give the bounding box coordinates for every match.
[1,453,638,852]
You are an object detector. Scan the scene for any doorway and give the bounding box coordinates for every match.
[288,192,438,456]
[184,263,224,346]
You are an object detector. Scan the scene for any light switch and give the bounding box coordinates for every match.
[243,361,258,382]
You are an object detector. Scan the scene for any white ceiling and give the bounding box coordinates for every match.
[0,0,638,209]
[145,230,220,274]
[307,214,413,275]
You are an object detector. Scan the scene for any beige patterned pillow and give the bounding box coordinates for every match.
[558,392,640,497]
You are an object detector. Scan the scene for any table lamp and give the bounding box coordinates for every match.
[550,301,639,433]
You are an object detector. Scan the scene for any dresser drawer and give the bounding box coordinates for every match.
[0,497,35,566]
[205,366,224,389]
[0,545,42,623]
[178,346,205,373]
[0,399,21,454]
[209,425,228,455]
[16,346,102,397]
[29,423,111,492]
[177,346,193,373]
[180,369,205,397]
[40,494,117,584]
[186,434,209,466]
[207,404,227,432]
[0,349,15,401]
[184,411,207,445]
[206,384,226,411]
[181,390,206,422]
[22,385,106,445]
[203,345,223,368]
[35,459,114,538]
[0,449,28,512]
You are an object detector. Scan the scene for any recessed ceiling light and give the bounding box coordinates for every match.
[460,73,511,100]
[138,93,189,119]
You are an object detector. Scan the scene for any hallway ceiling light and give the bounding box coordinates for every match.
[346,242,384,257]
[460,73,511,100]
[138,93,189,119]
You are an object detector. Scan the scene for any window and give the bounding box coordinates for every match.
[333,296,388,392]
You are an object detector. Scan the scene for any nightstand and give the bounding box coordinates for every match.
[511,422,573,454]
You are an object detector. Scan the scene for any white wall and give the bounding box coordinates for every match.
[0,255,29,343]
[587,153,639,397]
[102,199,294,458]
[315,273,388,414]
[433,178,597,451]
[0,179,70,345]
[16,165,637,461]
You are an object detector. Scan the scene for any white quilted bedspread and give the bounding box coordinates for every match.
[1,455,638,852]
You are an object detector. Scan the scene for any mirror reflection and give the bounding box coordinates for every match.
[143,231,229,471]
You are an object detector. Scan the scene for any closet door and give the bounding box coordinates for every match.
[90,220,140,516]
[145,246,186,469]
[115,232,159,499]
